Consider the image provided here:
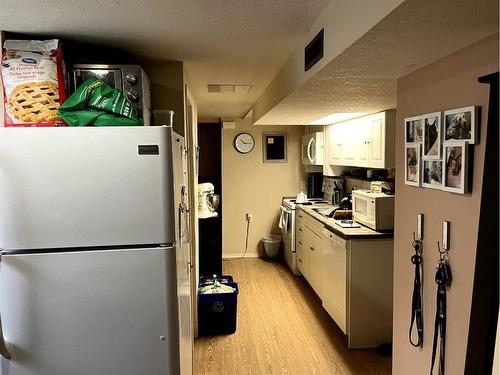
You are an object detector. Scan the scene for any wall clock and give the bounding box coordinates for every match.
[234,132,255,154]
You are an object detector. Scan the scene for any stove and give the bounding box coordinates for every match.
[280,196,330,276]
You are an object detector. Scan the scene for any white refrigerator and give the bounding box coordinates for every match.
[0,126,192,375]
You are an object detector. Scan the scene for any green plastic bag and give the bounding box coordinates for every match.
[57,77,143,126]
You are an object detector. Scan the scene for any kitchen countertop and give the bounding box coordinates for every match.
[298,205,394,240]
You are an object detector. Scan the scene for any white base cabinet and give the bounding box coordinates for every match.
[296,211,323,298]
[298,209,394,349]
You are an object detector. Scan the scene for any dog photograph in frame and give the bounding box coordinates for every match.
[444,106,478,144]
[422,112,441,160]
[442,141,468,194]
[405,143,421,187]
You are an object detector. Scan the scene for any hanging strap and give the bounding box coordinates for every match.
[409,240,423,347]
[430,260,450,375]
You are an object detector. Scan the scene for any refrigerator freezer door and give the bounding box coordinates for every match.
[0,126,174,250]
[0,247,179,375]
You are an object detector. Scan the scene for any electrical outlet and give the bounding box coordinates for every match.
[246,213,253,222]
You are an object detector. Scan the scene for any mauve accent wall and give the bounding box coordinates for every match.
[393,34,498,374]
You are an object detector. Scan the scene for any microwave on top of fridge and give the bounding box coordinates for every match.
[302,131,324,165]
[352,189,395,231]
[70,64,152,125]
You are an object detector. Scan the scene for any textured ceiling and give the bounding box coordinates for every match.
[255,0,499,125]
[0,0,331,120]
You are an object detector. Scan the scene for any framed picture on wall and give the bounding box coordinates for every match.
[422,112,442,160]
[404,115,424,143]
[442,141,468,194]
[422,160,444,190]
[262,133,287,163]
[405,143,421,186]
[443,106,479,144]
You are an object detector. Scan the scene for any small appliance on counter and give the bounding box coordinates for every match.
[70,64,151,125]
[327,194,352,219]
[198,183,220,218]
[352,190,395,231]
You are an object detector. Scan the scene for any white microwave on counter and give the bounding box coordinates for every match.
[302,132,324,165]
[352,190,394,231]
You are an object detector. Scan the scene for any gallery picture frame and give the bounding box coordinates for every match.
[404,115,424,144]
[405,143,421,187]
[442,141,468,194]
[422,111,442,160]
[422,159,444,190]
[443,105,479,144]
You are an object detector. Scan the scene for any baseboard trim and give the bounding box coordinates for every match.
[222,252,260,259]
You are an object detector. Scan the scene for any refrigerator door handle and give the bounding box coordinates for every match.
[0,255,11,359]
[0,316,10,360]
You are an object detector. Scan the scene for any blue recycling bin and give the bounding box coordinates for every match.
[198,282,239,336]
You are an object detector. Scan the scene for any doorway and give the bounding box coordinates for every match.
[197,122,222,277]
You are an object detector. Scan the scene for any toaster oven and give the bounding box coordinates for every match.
[70,64,151,125]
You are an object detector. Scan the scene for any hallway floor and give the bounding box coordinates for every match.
[194,258,391,375]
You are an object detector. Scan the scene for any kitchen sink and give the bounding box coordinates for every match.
[312,207,336,218]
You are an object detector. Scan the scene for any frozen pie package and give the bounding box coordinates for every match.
[1,39,67,126]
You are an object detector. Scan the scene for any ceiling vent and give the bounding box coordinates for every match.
[207,84,252,94]
[304,29,324,72]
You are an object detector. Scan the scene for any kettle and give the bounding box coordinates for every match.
[296,191,307,203]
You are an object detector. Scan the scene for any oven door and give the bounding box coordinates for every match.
[72,68,123,92]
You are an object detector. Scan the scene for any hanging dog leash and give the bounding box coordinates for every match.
[430,242,452,375]
[409,233,423,347]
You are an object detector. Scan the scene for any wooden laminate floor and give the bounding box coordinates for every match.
[194,258,391,375]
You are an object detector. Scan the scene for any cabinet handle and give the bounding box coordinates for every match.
[298,258,303,263]
[298,215,303,218]
[298,228,303,232]
[298,241,303,245]
[310,246,315,251]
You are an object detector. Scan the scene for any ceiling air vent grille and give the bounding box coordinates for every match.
[207,84,251,94]
[304,29,324,72]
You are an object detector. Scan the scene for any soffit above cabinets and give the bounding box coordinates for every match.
[252,0,499,125]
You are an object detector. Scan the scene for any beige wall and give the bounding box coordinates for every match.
[393,34,498,374]
[222,119,305,258]
[143,61,185,135]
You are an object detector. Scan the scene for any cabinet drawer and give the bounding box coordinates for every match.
[298,210,324,236]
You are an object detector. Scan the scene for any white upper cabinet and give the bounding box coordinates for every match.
[323,110,395,170]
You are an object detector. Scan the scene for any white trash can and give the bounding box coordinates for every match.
[262,234,281,259]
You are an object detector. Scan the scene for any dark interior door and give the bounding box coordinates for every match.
[197,122,222,277]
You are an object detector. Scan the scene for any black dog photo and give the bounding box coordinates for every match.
[423,114,441,159]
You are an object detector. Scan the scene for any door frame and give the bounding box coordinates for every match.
[184,83,199,338]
